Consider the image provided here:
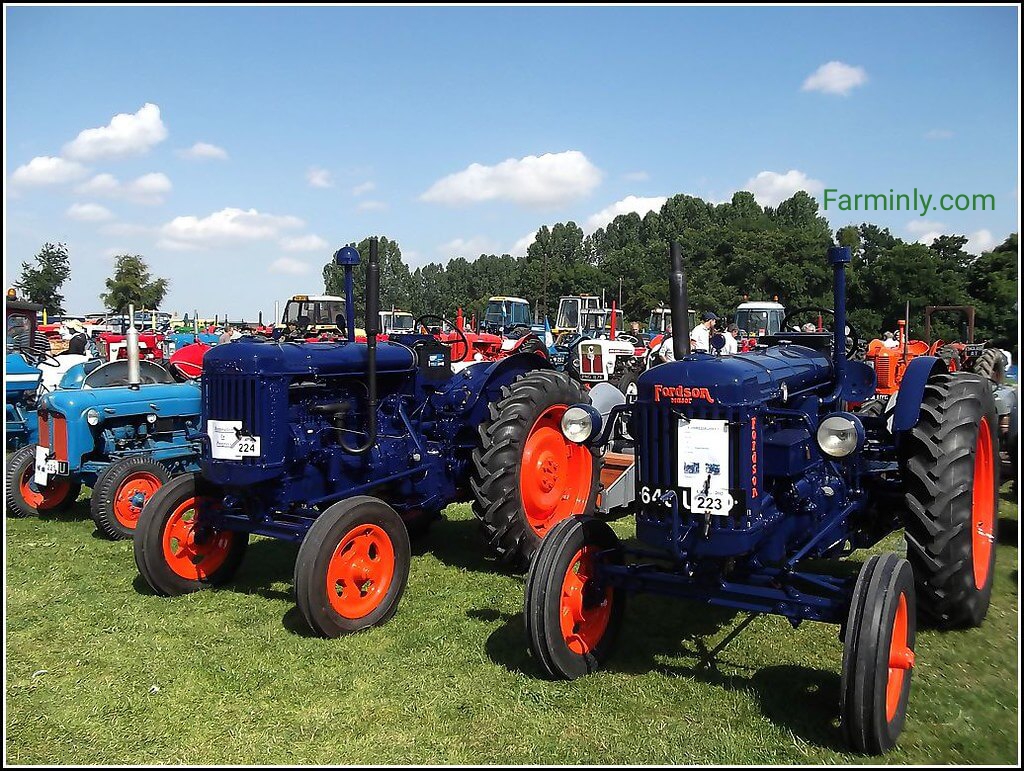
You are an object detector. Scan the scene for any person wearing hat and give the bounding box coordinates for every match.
[60,319,89,357]
[690,311,718,353]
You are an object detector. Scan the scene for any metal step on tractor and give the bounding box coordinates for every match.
[6,310,211,541]
[523,241,999,754]
[133,239,598,638]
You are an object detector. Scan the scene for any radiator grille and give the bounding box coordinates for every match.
[203,375,264,465]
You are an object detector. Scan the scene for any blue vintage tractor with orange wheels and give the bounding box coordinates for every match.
[134,239,597,637]
[524,242,998,754]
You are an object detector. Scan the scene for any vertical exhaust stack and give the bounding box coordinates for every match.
[126,303,142,389]
[669,241,691,359]
[826,246,852,404]
[338,239,379,455]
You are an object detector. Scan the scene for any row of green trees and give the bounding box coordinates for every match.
[15,244,168,316]
[324,192,1017,349]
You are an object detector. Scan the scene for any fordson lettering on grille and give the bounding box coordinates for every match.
[653,385,716,404]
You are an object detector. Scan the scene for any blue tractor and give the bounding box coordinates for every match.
[134,240,597,637]
[5,328,206,541]
[6,297,48,451]
[524,242,999,754]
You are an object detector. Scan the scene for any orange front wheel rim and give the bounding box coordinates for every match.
[559,547,612,655]
[113,471,163,529]
[161,497,234,580]
[971,417,995,589]
[19,466,72,511]
[885,593,915,721]
[326,525,396,619]
[521,405,594,536]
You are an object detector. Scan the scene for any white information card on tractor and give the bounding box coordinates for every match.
[677,418,733,515]
[208,420,261,460]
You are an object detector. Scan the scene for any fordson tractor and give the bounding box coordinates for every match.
[134,240,596,638]
[524,243,998,754]
[6,320,208,541]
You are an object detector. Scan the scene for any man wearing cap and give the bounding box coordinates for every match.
[690,311,718,353]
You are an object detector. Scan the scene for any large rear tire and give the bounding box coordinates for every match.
[901,373,998,627]
[134,473,248,596]
[470,370,601,570]
[841,553,917,754]
[91,456,171,540]
[5,445,81,518]
[294,496,411,637]
[968,348,1006,385]
[525,516,625,679]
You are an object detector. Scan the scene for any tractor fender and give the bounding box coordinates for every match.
[890,355,947,433]
[434,352,552,426]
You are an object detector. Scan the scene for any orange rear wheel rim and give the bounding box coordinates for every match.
[161,497,234,580]
[520,405,594,536]
[326,524,395,619]
[559,547,612,655]
[19,465,72,511]
[885,592,915,721]
[113,471,163,529]
[971,417,995,589]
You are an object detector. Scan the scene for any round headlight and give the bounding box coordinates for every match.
[817,414,862,458]
[561,406,594,444]
[86,408,101,426]
[146,413,158,424]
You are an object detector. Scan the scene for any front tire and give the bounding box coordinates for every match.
[5,445,81,518]
[294,496,411,637]
[525,516,625,679]
[470,370,602,570]
[91,456,171,540]
[134,473,248,596]
[841,553,917,754]
[902,373,998,627]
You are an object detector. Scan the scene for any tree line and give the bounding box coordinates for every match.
[324,192,1017,350]
[14,190,1017,350]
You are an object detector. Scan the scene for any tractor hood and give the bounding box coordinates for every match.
[6,353,41,400]
[638,345,833,407]
[39,381,201,421]
[203,338,416,378]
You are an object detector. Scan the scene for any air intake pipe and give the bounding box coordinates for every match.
[339,238,379,454]
[823,245,852,405]
[669,241,691,360]
[126,303,141,389]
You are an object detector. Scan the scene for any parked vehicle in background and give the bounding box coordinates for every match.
[280,294,347,335]
[379,309,416,335]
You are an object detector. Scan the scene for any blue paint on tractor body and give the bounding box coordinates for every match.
[5,353,42,450]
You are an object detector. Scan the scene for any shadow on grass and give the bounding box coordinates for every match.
[481,593,846,750]
[227,538,299,602]
[414,513,511,576]
[997,517,1018,548]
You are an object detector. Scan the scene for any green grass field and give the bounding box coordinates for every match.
[5,487,1019,764]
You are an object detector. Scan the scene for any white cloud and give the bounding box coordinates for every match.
[511,230,539,256]
[586,195,667,233]
[76,171,172,205]
[742,170,823,207]
[357,200,388,212]
[914,230,946,247]
[801,61,868,96]
[269,257,311,276]
[439,236,500,258]
[623,171,650,182]
[280,234,329,252]
[421,150,602,207]
[179,141,228,160]
[11,156,88,186]
[351,181,375,196]
[160,207,304,250]
[66,202,113,222]
[307,167,333,188]
[62,103,168,161]
[924,129,954,140]
[905,219,947,236]
[967,229,996,253]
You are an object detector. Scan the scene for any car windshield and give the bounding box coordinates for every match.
[556,298,580,329]
[735,309,785,336]
[283,300,347,327]
[648,311,670,333]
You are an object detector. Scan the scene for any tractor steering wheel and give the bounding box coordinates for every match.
[28,350,63,369]
[781,307,860,359]
[616,333,641,347]
[413,314,471,363]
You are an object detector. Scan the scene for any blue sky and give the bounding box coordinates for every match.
[5,5,1019,320]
